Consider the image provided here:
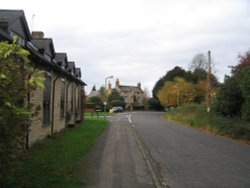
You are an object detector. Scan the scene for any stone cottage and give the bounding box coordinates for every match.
[0,9,86,147]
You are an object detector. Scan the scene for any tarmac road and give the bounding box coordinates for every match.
[81,111,250,188]
[131,111,250,188]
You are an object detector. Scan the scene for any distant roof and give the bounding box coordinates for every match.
[88,90,100,98]
[119,85,143,93]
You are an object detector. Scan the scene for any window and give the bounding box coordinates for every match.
[10,31,25,46]
[60,79,65,119]
[43,72,51,126]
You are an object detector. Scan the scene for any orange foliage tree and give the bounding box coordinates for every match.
[157,77,196,107]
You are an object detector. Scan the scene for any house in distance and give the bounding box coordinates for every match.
[108,79,144,110]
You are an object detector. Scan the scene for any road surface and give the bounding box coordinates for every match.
[131,111,250,188]
[81,112,250,188]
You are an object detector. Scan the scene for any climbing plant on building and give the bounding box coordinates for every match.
[0,38,44,187]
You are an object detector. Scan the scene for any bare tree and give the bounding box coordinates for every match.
[142,87,150,110]
[189,53,208,71]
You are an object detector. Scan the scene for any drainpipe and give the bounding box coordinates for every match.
[25,71,32,149]
[81,86,85,122]
[73,84,77,124]
[25,92,30,149]
[65,81,71,127]
[51,74,60,135]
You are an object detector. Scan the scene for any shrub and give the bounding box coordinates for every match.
[0,39,44,186]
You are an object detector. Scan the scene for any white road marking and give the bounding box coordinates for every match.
[128,114,132,124]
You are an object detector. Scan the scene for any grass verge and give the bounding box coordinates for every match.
[165,103,250,142]
[19,118,107,188]
[84,112,110,117]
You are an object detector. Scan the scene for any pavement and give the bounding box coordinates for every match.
[80,113,156,188]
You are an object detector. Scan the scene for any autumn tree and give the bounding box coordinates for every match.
[152,66,190,98]
[194,80,207,103]
[0,39,44,186]
[157,77,196,107]
[157,81,176,107]
[232,50,250,77]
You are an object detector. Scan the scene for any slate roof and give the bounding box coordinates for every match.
[31,38,55,58]
[55,52,68,67]
[119,85,143,93]
[67,61,75,74]
[0,9,86,86]
[0,9,31,41]
[75,68,81,78]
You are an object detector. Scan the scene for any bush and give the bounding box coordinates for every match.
[165,103,250,140]
[0,40,44,187]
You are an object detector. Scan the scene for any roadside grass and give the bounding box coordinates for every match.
[19,118,107,188]
[165,103,250,141]
[84,112,110,117]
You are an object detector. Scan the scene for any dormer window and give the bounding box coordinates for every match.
[38,49,45,54]
[10,31,25,46]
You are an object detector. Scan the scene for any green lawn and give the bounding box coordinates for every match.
[165,103,250,141]
[19,118,107,188]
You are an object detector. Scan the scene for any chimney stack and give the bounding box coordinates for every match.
[137,82,141,89]
[115,79,120,88]
[32,31,44,39]
[107,81,112,95]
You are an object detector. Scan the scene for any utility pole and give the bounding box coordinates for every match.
[206,50,212,112]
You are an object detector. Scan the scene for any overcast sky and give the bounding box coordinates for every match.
[2,0,250,95]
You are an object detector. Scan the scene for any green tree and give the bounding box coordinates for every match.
[108,89,124,102]
[214,49,250,118]
[99,86,106,102]
[214,76,244,117]
[240,67,250,121]
[0,39,44,186]
[152,66,189,98]
[148,98,164,111]
[87,96,102,107]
